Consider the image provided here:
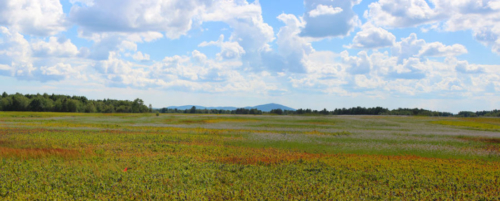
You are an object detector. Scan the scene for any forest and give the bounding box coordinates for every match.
[1,92,499,117]
[0,92,150,113]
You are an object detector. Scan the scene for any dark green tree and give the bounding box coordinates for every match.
[67,99,80,112]
[85,103,96,113]
[11,94,30,111]
[28,97,52,111]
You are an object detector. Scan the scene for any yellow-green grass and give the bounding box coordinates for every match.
[432,119,500,131]
[1,112,500,200]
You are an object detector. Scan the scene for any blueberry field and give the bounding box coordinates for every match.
[1,112,500,200]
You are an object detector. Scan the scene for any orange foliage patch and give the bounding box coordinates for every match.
[462,137,500,144]
[180,120,206,124]
[458,137,500,153]
[0,127,66,135]
[0,147,80,159]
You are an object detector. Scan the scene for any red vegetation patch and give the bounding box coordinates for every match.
[218,148,322,165]
[0,147,80,159]
[0,128,66,135]
[458,137,500,153]
[179,119,206,124]
[482,138,500,144]
[461,137,500,144]
[485,146,500,152]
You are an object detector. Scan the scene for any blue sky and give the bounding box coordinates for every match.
[1,0,500,112]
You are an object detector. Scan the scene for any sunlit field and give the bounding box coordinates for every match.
[1,112,499,200]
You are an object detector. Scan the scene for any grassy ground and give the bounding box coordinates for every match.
[0,112,500,200]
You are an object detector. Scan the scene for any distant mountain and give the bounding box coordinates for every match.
[249,103,296,112]
[165,103,295,112]
[165,105,238,110]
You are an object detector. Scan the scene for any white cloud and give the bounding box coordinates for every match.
[389,57,427,80]
[309,5,343,18]
[199,35,246,60]
[301,0,361,38]
[39,63,82,81]
[79,31,163,60]
[418,42,468,57]
[70,0,212,39]
[347,23,396,49]
[365,0,500,54]
[69,0,94,6]
[0,26,33,77]
[206,1,274,65]
[0,0,67,36]
[365,0,442,28]
[355,75,386,89]
[454,60,484,74]
[274,14,314,73]
[130,51,151,62]
[191,50,207,64]
[31,37,79,58]
[341,51,372,74]
[392,33,467,64]
[94,52,133,75]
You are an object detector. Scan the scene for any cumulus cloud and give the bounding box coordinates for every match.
[274,14,314,73]
[455,60,484,74]
[365,0,443,28]
[38,63,82,81]
[31,37,79,58]
[418,42,468,57]
[347,23,396,49]
[392,33,467,64]
[309,5,343,18]
[341,51,372,75]
[288,46,499,98]
[0,0,67,36]
[130,51,151,62]
[80,31,163,60]
[0,26,88,82]
[199,35,246,60]
[354,75,386,89]
[70,0,212,39]
[94,52,133,75]
[0,27,33,77]
[389,57,427,80]
[300,0,361,38]
[203,1,274,69]
[365,0,500,54]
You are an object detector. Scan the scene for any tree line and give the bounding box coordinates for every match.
[456,110,500,117]
[1,92,499,117]
[157,106,263,115]
[0,92,150,113]
[268,107,499,117]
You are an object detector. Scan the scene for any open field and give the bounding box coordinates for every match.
[1,112,500,200]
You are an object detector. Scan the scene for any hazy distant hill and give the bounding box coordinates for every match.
[165,103,295,112]
[250,103,295,112]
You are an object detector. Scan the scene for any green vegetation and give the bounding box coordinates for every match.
[275,107,455,116]
[1,112,500,199]
[3,92,499,118]
[432,119,500,131]
[0,92,149,113]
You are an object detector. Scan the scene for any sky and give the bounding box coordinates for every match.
[1,0,500,112]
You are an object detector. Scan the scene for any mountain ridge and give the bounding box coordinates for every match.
[165,103,295,112]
